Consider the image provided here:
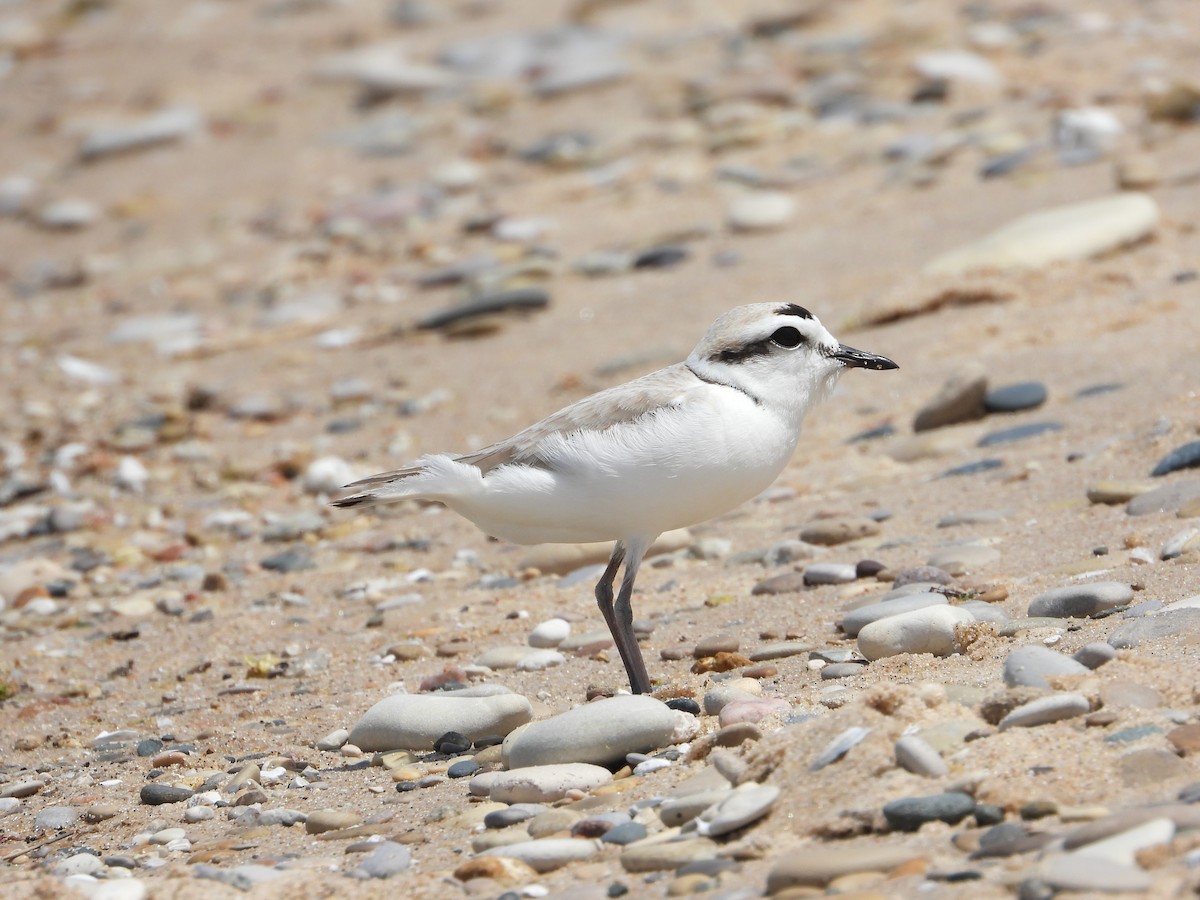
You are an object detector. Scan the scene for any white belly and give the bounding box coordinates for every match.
[443,388,799,544]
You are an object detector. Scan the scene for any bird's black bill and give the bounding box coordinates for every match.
[832,343,899,371]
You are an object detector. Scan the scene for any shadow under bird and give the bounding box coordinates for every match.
[333,303,898,694]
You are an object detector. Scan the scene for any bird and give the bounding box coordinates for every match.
[333,303,897,694]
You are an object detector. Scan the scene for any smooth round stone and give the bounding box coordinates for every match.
[938,509,1010,527]
[799,517,880,546]
[883,792,976,832]
[892,566,954,588]
[0,798,20,817]
[488,763,612,803]
[51,853,106,877]
[985,382,1047,413]
[478,837,599,873]
[1070,816,1174,866]
[1073,643,1117,669]
[750,571,807,594]
[35,806,80,831]
[149,827,187,845]
[347,840,412,880]
[1038,854,1151,893]
[960,600,1010,624]
[431,159,483,192]
[841,592,947,638]
[1003,645,1090,689]
[348,692,532,751]
[926,545,1000,575]
[998,617,1069,637]
[528,618,571,648]
[305,809,362,835]
[803,563,858,586]
[1099,680,1161,709]
[727,191,795,231]
[857,605,975,661]
[924,193,1160,276]
[620,836,720,873]
[184,807,215,823]
[502,695,677,768]
[140,784,194,806]
[748,641,813,662]
[316,728,350,751]
[1107,609,1200,648]
[894,735,948,778]
[1087,481,1157,505]
[600,821,648,845]
[526,808,581,838]
[1162,527,1200,560]
[1126,479,1200,516]
[1027,582,1133,618]
[448,760,481,779]
[659,790,735,828]
[718,698,790,727]
[913,364,987,432]
[766,844,924,890]
[573,812,630,838]
[1152,441,1200,477]
[475,646,543,669]
[516,649,564,671]
[484,804,546,829]
[998,693,1090,731]
[694,784,779,836]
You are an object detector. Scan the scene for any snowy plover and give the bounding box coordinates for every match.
[334,303,897,694]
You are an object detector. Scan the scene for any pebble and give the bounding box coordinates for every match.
[703,683,762,716]
[998,693,1090,731]
[1071,816,1174,866]
[316,728,350,751]
[750,571,807,594]
[346,840,412,879]
[503,695,678,768]
[1038,855,1151,893]
[0,798,19,817]
[1152,441,1200,477]
[857,605,975,661]
[727,192,795,231]
[810,726,871,771]
[1087,480,1158,504]
[660,790,735,828]
[913,363,987,431]
[894,735,949,778]
[821,662,866,680]
[940,458,1004,478]
[620,836,720,873]
[883,791,976,831]
[488,763,613,803]
[1073,643,1116,669]
[193,864,288,891]
[694,783,780,836]
[1003,645,1089,689]
[765,844,924,890]
[694,634,740,657]
[924,193,1160,276]
[718,697,790,727]
[803,562,858,585]
[1126,479,1200,516]
[417,287,550,331]
[478,837,600,873]
[978,421,1063,446]
[516,649,565,671]
[799,517,880,546]
[914,50,1003,87]
[841,592,947,638]
[1161,527,1200,560]
[80,106,203,161]
[52,853,106,876]
[601,820,648,844]
[1107,609,1200,648]
[140,784,194,805]
[34,806,79,831]
[528,617,571,648]
[305,809,362,835]
[1027,582,1132,618]
[748,641,813,662]
[984,381,1047,413]
[39,199,100,230]
[483,803,545,829]
[347,691,533,751]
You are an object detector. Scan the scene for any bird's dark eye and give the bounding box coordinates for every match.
[770,326,804,348]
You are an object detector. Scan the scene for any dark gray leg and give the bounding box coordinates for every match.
[595,541,626,656]
[612,538,652,694]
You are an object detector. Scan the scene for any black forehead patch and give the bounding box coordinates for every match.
[775,303,813,320]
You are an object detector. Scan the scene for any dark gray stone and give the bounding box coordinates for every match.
[140,784,195,805]
[978,422,1063,447]
[600,821,648,844]
[1152,441,1200,477]
[1027,582,1132,618]
[985,382,1047,413]
[883,792,976,832]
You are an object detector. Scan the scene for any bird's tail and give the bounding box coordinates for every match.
[330,467,425,509]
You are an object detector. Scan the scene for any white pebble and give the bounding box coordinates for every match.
[856,605,975,661]
[528,617,571,648]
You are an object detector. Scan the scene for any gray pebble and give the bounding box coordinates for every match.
[51,852,105,877]
[503,695,677,768]
[1152,440,1200,477]
[892,566,954,588]
[1107,609,1200,649]
[803,563,858,585]
[35,806,79,831]
[418,288,549,331]
[1003,645,1089,689]
[978,421,1063,446]
[1126,479,1200,516]
[985,382,1047,413]
[601,821,648,844]
[695,784,780,836]
[821,662,866,680]
[841,592,947,638]
[1027,582,1132,618]
[751,571,807,594]
[1073,643,1117,669]
[485,804,546,829]
[193,863,287,891]
[914,365,987,432]
[883,792,975,831]
[347,840,412,879]
[998,693,1090,730]
[140,784,195,805]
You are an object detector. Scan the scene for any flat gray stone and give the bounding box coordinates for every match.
[1038,854,1152,893]
[998,693,1090,730]
[503,695,678,768]
[1027,582,1132,618]
[857,605,975,661]
[841,592,947,638]
[346,840,412,879]
[348,691,532,751]
[1003,645,1089,689]
[1107,609,1200,649]
[1126,479,1200,516]
[479,837,600,872]
[488,763,613,803]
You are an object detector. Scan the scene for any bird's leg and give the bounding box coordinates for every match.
[595,542,625,650]
[612,537,652,695]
